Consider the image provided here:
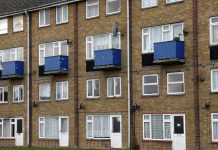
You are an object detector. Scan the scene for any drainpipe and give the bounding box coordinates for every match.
[24,9,30,147]
[73,2,79,148]
[127,0,132,149]
[192,0,200,149]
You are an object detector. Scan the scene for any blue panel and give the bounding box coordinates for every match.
[154,41,184,61]
[94,49,121,68]
[2,61,24,77]
[44,56,69,73]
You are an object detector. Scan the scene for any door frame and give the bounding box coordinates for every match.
[15,117,24,146]
[110,115,122,148]
[59,116,69,147]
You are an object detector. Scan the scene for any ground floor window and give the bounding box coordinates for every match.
[212,113,218,141]
[143,114,172,140]
[0,118,15,138]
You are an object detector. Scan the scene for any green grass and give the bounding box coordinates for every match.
[0,147,96,150]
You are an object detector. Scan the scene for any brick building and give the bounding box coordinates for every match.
[0,0,217,150]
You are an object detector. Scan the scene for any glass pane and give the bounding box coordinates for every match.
[107,0,120,14]
[115,78,121,96]
[53,42,59,56]
[164,122,171,139]
[151,115,163,139]
[143,34,149,52]
[45,43,53,57]
[150,26,162,51]
[39,83,50,101]
[112,117,120,133]
[57,6,63,23]
[63,5,68,22]
[108,78,114,96]
[13,15,23,31]
[0,19,8,34]
[94,34,109,50]
[61,41,68,56]
[87,122,93,137]
[94,80,99,97]
[19,86,23,101]
[144,75,157,84]
[168,83,184,93]
[39,10,45,26]
[14,86,19,102]
[144,122,150,138]
[144,85,158,95]
[56,83,62,99]
[4,87,8,102]
[112,34,120,49]
[61,118,68,133]
[17,47,24,61]
[87,5,99,17]
[0,88,2,102]
[88,81,92,97]
[0,124,2,137]
[87,0,98,5]
[63,82,68,99]
[213,122,218,140]
[3,119,10,137]
[45,9,50,25]
[212,25,218,43]
[213,114,218,119]
[3,49,10,62]
[212,17,218,23]
[40,123,45,137]
[168,73,183,82]
[45,117,59,138]
[173,24,183,41]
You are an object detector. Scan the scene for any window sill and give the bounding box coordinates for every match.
[0,102,8,104]
[106,96,122,100]
[13,30,24,33]
[39,25,51,29]
[166,1,184,6]
[86,138,110,141]
[167,93,185,96]
[39,138,59,141]
[106,11,121,17]
[86,97,100,100]
[56,99,69,102]
[141,5,158,10]
[142,94,159,98]
[56,21,69,26]
[143,139,172,143]
[0,33,8,36]
[0,138,15,140]
[86,15,100,20]
[38,100,50,103]
[13,101,24,104]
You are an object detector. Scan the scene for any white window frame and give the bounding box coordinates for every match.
[39,117,45,138]
[212,113,218,142]
[210,17,218,45]
[0,87,8,103]
[56,81,69,100]
[86,33,121,60]
[86,0,99,19]
[13,85,24,103]
[211,69,218,92]
[13,15,24,32]
[143,114,172,141]
[86,79,100,98]
[142,74,159,96]
[142,22,184,54]
[167,72,185,95]
[107,77,121,98]
[56,5,68,24]
[166,0,183,4]
[39,83,51,101]
[106,0,121,15]
[0,118,17,138]
[39,9,50,27]
[1,47,24,62]
[141,0,158,8]
[0,18,8,35]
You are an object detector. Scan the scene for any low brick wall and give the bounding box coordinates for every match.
[0,139,15,147]
[86,139,111,149]
[33,139,59,148]
[140,140,172,150]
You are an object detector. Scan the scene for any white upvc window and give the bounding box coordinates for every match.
[143,114,172,140]
[13,85,24,102]
[167,72,185,95]
[106,0,121,15]
[39,117,59,139]
[0,50,2,69]
[211,69,218,92]
[86,115,110,139]
[39,83,51,101]
[56,81,68,100]
[0,87,8,103]
[13,15,23,32]
[39,9,50,27]
[166,0,183,4]
[86,33,121,60]
[107,77,121,97]
[142,74,159,96]
[210,17,218,45]
[142,0,158,8]
[0,118,16,138]
[2,47,24,63]
[39,40,68,65]
[56,5,68,24]
[212,113,218,142]
[87,79,100,98]
[0,18,8,35]
[142,22,184,53]
[86,0,99,18]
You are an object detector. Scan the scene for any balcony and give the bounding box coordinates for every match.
[1,61,24,79]
[44,55,69,75]
[94,49,121,70]
[153,41,185,64]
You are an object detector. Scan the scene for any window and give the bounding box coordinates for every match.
[107,77,121,97]
[56,81,68,100]
[0,87,8,103]
[86,33,121,59]
[86,0,99,18]
[0,119,16,138]
[56,5,68,24]
[106,0,121,15]
[39,9,50,27]
[142,74,159,96]
[142,23,184,53]
[39,83,51,101]
[0,50,2,69]
[166,0,183,4]
[39,40,68,65]
[0,19,8,35]
[143,114,171,140]
[13,15,23,32]
[211,69,218,92]
[210,17,218,45]
[142,0,158,8]
[1,47,24,62]
[212,113,218,142]
[86,115,110,139]
[87,79,100,98]
[39,117,59,139]
[13,85,24,102]
[167,72,185,95]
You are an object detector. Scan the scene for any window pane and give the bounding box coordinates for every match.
[13,15,23,32]
[150,26,162,51]
[115,78,121,96]
[3,119,10,137]
[144,75,157,84]
[213,114,218,119]
[39,83,50,101]
[0,88,3,102]
[168,73,183,82]
[112,117,120,133]
[212,70,218,91]
[14,86,19,102]
[108,78,114,97]
[143,34,149,52]
[93,116,110,138]
[40,122,45,137]
[87,4,99,18]
[63,82,68,99]
[19,86,23,101]
[94,80,99,97]
[164,122,171,139]
[112,35,120,49]
[17,47,24,61]
[94,34,109,50]
[142,0,157,8]
[87,122,93,137]
[144,122,150,138]
[3,50,10,62]
[45,117,59,138]
[61,41,68,56]
[0,19,8,34]
[56,83,62,99]
[45,9,50,25]
[63,5,68,22]
[4,87,8,102]
[107,0,120,14]
[39,10,45,26]
[173,24,183,40]
[45,43,53,57]
[168,83,184,93]
[212,25,218,43]
[144,85,158,95]
[151,115,163,139]
[57,6,62,23]
[213,122,218,140]
[53,42,59,56]
[88,80,92,97]
[0,124,2,137]
[61,118,68,133]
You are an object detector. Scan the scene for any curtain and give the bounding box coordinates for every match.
[61,41,68,56]
[93,116,110,138]
[150,26,162,52]
[87,0,99,18]
[14,86,19,102]
[0,19,7,34]
[3,119,10,137]
[57,6,62,23]
[94,34,109,50]
[164,122,171,139]
[144,122,150,138]
[40,84,50,100]
[173,24,183,40]
[115,78,121,96]
[151,115,163,139]
[63,5,68,22]
[45,43,53,57]
[107,78,114,96]
[94,80,99,97]
[63,82,68,99]
[45,117,59,138]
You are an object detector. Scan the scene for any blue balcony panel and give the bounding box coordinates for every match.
[1,61,24,79]
[153,41,185,64]
[94,49,121,70]
[44,55,69,75]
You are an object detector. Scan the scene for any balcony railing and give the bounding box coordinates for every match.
[1,61,24,79]
[153,41,185,64]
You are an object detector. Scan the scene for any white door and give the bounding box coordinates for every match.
[110,115,122,148]
[59,117,69,147]
[172,115,186,150]
[15,118,24,146]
